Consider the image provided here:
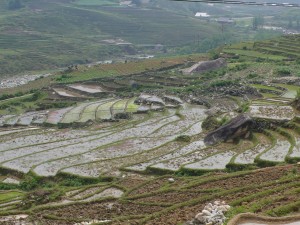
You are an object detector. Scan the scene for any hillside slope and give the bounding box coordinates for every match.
[0,0,221,76]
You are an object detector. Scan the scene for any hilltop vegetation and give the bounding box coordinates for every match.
[1,0,297,77]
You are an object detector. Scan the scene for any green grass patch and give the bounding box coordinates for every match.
[0,191,23,202]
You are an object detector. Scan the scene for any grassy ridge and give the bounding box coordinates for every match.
[0,0,219,77]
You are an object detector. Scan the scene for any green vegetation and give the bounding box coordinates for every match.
[2,2,300,223]
[0,191,23,202]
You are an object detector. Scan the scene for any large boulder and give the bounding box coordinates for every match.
[204,114,253,146]
[182,58,227,75]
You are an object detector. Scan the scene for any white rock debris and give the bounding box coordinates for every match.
[185,201,230,225]
[168,177,175,183]
[74,219,111,225]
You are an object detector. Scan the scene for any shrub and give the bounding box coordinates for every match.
[202,116,222,131]
[210,80,236,88]
[276,67,291,76]
[247,73,258,79]
[296,89,300,99]
[0,182,19,190]
[20,176,39,191]
[175,135,191,142]
[22,188,63,209]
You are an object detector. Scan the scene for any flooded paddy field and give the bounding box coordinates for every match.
[2,41,300,224]
[0,95,299,179]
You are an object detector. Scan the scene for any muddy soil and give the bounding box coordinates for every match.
[189,166,295,191]
[37,201,164,221]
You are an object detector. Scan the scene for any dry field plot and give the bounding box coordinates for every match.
[1,165,300,225]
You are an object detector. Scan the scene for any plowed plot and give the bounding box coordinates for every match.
[188,166,294,191]
[36,201,164,221]
[46,107,73,124]
[3,165,298,225]
[136,191,201,204]
[129,177,190,196]
[53,88,84,98]
[68,84,106,94]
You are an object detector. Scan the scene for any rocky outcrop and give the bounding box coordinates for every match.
[204,114,253,146]
[163,95,183,105]
[207,85,262,98]
[135,94,165,106]
[292,98,300,111]
[184,201,230,225]
[182,58,227,75]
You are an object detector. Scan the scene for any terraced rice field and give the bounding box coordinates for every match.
[0,77,300,178]
[53,88,85,98]
[223,35,300,61]
[0,79,299,180]
[68,84,108,94]
[1,37,300,224]
[0,98,139,127]
[1,165,300,225]
[0,93,299,179]
[0,103,208,177]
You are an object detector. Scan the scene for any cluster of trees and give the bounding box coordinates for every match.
[252,16,264,30]
[7,0,24,10]
[288,17,300,29]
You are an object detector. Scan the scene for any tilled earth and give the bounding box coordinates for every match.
[6,165,300,225]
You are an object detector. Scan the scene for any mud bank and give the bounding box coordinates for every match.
[228,213,300,225]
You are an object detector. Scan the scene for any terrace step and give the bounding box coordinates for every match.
[234,133,272,165]
[257,131,292,164]
[52,88,89,99]
[265,98,292,104]
[183,151,236,171]
[67,84,110,96]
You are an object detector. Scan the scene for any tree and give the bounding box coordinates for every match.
[7,0,23,10]
[288,17,293,28]
[252,16,264,30]
[131,0,142,6]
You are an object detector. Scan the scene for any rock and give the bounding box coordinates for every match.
[182,58,227,75]
[2,177,20,185]
[195,213,206,223]
[202,210,212,216]
[187,201,230,225]
[168,178,175,183]
[204,114,253,146]
[114,112,132,120]
[163,95,183,105]
[135,94,165,106]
